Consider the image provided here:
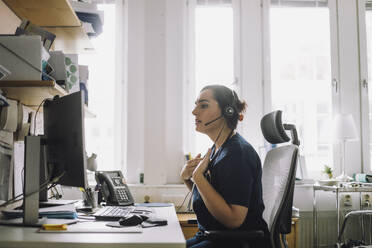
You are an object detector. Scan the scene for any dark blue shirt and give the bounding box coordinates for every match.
[192,133,268,233]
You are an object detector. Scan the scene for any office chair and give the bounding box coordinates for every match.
[203,110,299,248]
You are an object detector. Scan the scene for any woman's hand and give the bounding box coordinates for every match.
[180,154,202,181]
[192,149,212,180]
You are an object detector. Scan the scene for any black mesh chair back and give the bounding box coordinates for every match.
[260,110,299,247]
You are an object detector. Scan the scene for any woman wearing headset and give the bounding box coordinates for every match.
[181,85,270,248]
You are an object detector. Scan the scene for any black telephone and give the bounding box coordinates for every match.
[95,170,134,206]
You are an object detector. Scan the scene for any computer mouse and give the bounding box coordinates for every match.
[119,214,143,226]
[139,214,149,221]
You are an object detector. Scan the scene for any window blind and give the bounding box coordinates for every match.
[196,0,231,6]
[271,0,328,7]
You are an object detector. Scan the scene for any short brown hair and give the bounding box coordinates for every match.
[201,84,247,130]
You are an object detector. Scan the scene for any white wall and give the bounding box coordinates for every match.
[126,0,146,184]
[0,1,20,34]
[126,0,185,185]
[337,0,362,176]
[165,0,186,184]
[239,0,265,151]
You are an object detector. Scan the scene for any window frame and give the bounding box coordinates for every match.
[263,0,343,179]
[358,0,372,174]
[183,0,242,156]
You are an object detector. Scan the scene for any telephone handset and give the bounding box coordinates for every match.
[95,170,134,206]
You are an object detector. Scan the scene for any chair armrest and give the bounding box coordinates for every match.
[203,230,264,241]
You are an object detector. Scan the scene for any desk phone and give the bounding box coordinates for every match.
[95,171,134,206]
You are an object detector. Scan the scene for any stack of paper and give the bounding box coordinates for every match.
[2,203,77,219]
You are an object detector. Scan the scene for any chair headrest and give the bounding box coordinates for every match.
[260,110,290,144]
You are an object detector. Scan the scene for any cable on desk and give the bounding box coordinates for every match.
[176,183,195,213]
[0,171,65,208]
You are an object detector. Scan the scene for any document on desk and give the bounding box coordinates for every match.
[37,221,142,233]
[2,204,77,219]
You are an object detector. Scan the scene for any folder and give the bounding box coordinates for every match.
[2,203,78,219]
[0,35,45,81]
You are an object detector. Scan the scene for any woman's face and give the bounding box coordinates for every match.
[192,89,222,133]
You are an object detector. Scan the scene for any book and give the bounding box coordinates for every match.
[2,203,78,219]
[15,20,56,51]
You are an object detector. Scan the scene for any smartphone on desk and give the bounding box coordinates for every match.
[95,171,134,206]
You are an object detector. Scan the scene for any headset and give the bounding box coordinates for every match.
[204,88,238,126]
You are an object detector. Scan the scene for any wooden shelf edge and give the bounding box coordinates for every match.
[45,26,95,54]
[0,81,56,87]
[0,81,68,107]
[2,0,81,27]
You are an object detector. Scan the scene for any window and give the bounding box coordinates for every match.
[269,5,333,178]
[79,4,119,171]
[191,2,235,155]
[366,8,372,172]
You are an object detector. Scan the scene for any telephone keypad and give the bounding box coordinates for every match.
[116,188,129,202]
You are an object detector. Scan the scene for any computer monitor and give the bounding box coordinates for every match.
[43,91,88,188]
[23,91,88,225]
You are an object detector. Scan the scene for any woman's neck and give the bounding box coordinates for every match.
[210,127,234,149]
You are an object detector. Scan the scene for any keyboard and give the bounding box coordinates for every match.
[93,206,153,221]
[93,206,135,221]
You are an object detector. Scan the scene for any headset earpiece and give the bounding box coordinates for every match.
[224,106,235,118]
[223,89,237,119]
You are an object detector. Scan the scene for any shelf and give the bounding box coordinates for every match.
[0,80,96,118]
[3,0,94,54]
[0,80,67,107]
[3,0,81,27]
[45,26,94,54]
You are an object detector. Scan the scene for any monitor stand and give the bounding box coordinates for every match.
[23,135,47,226]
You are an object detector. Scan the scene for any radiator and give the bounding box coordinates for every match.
[298,211,372,248]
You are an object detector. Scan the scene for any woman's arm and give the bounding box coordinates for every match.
[180,154,202,192]
[193,173,248,229]
[183,178,194,191]
[192,149,248,229]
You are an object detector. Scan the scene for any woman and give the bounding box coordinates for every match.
[180,85,270,248]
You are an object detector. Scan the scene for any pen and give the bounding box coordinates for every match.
[42,224,67,231]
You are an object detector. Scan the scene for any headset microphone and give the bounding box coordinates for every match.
[204,115,223,126]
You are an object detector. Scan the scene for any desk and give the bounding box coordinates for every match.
[313,184,372,248]
[0,206,186,248]
[177,213,198,239]
[177,213,299,248]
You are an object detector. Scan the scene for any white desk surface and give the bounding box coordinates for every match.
[0,206,186,248]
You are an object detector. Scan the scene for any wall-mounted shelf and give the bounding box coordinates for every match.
[0,80,96,118]
[2,0,94,54]
[2,0,81,27]
[0,80,67,107]
[45,26,94,54]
